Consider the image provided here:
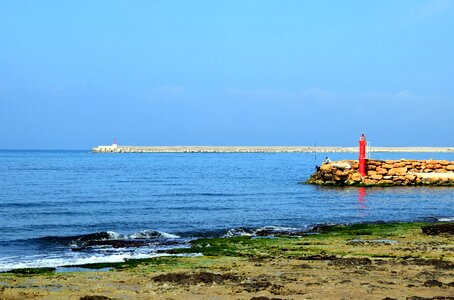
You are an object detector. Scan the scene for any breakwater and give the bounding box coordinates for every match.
[91,145,454,153]
[306,159,454,186]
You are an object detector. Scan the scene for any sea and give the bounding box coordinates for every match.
[1,150,453,272]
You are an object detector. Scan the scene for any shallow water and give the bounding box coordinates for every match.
[0,150,453,271]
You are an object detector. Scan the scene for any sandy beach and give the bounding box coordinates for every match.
[1,222,453,299]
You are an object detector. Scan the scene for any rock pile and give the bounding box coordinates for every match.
[306,159,454,186]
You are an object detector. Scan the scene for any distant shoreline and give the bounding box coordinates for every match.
[91,145,454,153]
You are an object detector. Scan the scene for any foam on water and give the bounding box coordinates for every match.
[126,230,180,239]
[106,231,123,240]
[222,225,307,237]
[0,252,202,272]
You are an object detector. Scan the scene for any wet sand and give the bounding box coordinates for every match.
[1,222,453,299]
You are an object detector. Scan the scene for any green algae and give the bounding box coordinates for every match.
[62,256,183,271]
[309,222,427,237]
[1,267,56,275]
[4,222,451,275]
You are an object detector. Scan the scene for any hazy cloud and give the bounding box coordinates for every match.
[222,87,439,103]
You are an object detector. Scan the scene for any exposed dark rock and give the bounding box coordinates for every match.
[406,258,454,270]
[298,254,337,261]
[423,279,443,287]
[72,239,181,251]
[421,223,454,235]
[80,296,112,300]
[407,297,454,300]
[339,279,353,284]
[241,280,272,292]
[347,239,398,246]
[330,257,372,267]
[254,229,306,237]
[153,271,241,285]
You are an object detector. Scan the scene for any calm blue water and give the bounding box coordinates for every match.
[1,150,453,271]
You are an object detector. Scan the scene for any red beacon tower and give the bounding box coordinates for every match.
[359,134,367,177]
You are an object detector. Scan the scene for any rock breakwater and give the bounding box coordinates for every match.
[306,159,454,186]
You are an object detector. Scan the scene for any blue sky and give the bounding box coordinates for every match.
[0,1,453,149]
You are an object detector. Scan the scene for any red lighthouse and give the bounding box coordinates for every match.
[359,134,367,177]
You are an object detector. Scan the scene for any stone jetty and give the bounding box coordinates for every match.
[306,159,454,186]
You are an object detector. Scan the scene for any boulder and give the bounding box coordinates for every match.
[381,180,394,184]
[393,162,407,168]
[323,173,334,180]
[368,160,383,166]
[370,174,383,180]
[331,162,351,169]
[376,167,388,175]
[388,167,408,176]
[351,173,362,182]
[320,164,332,171]
[405,174,416,181]
[427,164,441,170]
[363,179,377,185]
[446,165,454,171]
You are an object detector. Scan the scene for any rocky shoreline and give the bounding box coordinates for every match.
[306,159,454,186]
[0,221,453,299]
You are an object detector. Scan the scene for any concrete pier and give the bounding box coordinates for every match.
[91,145,454,153]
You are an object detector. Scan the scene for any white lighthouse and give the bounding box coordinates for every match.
[112,137,118,149]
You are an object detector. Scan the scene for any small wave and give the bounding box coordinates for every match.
[33,230,180,246]
[223,228,254,237]
[106,231,123,240]
[222,225,307,238]
[439,217,454,222]
[126,230,180,239]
